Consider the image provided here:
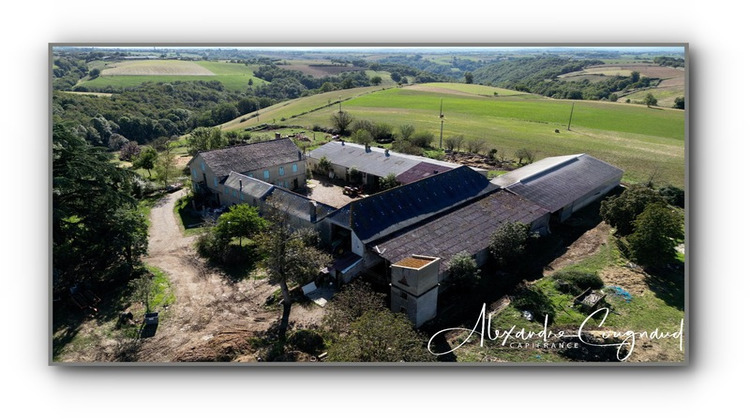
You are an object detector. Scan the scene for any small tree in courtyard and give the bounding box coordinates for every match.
[379,173,400,191]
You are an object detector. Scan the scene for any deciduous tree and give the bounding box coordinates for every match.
[330,111,354,135]
[600,185,665,236]
[326,310,435,362]
[132,146,158,178]
[490,222,533,269]
[258,205,331,331]
[215,204,266,246]
[627,203,684,268]
[187,127,227,155]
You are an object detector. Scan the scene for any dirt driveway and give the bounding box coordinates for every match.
[137,189,325,362]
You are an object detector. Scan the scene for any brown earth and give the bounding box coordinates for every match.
[138,189,325,362]
[543,222,611,275]
[55,189,325,363]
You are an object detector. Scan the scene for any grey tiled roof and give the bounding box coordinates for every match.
[224,172,274,200]
[327,165,498,244]
[373,189,549,272]
[224,171,335,222]
[266,188,336,222]
[308,141,460,177]
[498,154,623,213]
[198,138,302,178]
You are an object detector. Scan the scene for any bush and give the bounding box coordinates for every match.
[410,131,434,148]
[658,185,685,208]
[288,329,325,354]
[448,251,481,289]
[600,185,666,236]
[627,203,684,268]
[490,222,533,269]
[512,286,555,323]
[552,271,604,295]
[195,228,228,263]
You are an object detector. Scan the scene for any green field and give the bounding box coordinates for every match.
[78,60,265,92]
[220,85,393,131]
[267,83,684,186]
[620,87,684,108]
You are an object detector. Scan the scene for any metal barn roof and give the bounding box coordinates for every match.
[492,154,624,212]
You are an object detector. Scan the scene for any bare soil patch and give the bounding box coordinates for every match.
[599,266,648,295]
[55,189,325,363]
[543,222,611,275]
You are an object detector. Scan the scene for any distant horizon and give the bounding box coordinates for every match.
[54,45,686,54]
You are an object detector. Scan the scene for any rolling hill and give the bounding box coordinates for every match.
[221,82,684,187]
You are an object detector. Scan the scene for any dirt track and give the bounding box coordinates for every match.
[138,189,324,362]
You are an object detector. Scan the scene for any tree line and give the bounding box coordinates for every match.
[472,56,664,101]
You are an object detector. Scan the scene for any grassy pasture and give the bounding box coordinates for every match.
[79,60,264,91]
[620,87,685,108]
[219,85,393,132]
[275,83,684,187]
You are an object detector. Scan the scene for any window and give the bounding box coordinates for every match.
[247,173,253,178]
[263,170,270,179]
[232,191,237,197]
[192,169,197,178]
[224,187,229,194]
[292,163,298,173]
[200,162,205,171]
[214,177,218,187]
[279,166,285,176]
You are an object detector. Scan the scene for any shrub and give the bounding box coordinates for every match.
[552,271,604,295]
[600,185,666,236]
[512,286,555,323]
[448,251,481,289]
[410,131,434,148]
[658,185,685,208]
[490,222,533,269]
[288,329,325,354]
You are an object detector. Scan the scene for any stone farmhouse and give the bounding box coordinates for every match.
[188,135,306,207]
[189,139,623,327]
